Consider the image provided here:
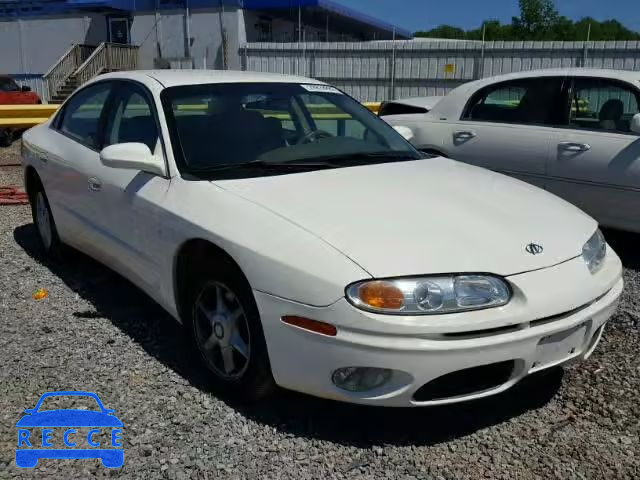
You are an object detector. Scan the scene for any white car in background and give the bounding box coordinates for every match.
[382,68,640,233]
[21,70,622,407]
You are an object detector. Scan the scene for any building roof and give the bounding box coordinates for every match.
[0,0,412,40]
[243,0,412,40]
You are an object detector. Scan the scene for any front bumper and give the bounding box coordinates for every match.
[256,252,623,407]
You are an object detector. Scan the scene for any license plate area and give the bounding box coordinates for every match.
[530,323,588,372]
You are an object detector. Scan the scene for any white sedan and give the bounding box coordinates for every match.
[22,70,622,406]
[382,68,640,233]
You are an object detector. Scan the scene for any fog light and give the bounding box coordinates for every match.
[332,367,392,392]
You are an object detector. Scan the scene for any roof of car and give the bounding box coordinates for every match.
[93,70,327,88]
[426,67,640,118]
[467,68,640,89]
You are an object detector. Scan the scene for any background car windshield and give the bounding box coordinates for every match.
[0,78,19,92]
[161,83,419,171]
[37,396,101,412]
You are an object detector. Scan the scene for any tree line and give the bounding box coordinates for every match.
[414,0,640,41]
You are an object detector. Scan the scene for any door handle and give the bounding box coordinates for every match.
[558,142,591,152]
[88,177,102,192]
[453,130,477,140]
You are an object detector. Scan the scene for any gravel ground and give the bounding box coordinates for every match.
[0,141,639,479]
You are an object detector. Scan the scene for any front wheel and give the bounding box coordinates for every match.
[186,256,275,400]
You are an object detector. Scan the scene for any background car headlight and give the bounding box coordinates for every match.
[582,229,606,274]
[346,275,511,315]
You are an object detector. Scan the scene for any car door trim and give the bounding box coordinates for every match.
[497,168,640,193]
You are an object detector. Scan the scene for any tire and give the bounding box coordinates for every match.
[29,182,63,257]
[184,255,275,401]
[0,128,10,147]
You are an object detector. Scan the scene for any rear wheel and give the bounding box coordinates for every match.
[185,255,275,400]
[29,183,62,256]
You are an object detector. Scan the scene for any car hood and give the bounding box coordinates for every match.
[214,158,597,278]
[16,410,123,427]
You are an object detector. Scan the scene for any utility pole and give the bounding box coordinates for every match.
[298,2,302,43]
[480,23,486,79]
[583,22,591,66]
[390,26,396,100]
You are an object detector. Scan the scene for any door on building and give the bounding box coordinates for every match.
[108,17,130,44]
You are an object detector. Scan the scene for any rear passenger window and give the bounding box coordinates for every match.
[104,86,158,151]
[58,83,111,149]
[570,78,640,134]
[463,78,564,126]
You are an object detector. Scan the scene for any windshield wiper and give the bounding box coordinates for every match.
[188,160,337,174]
[280,151,422,165]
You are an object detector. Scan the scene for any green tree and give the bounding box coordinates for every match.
[512,0,559,38]
[414,25,467,40]
[412,0,640,41]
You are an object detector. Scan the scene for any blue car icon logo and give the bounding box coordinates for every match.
[15,391,123,468]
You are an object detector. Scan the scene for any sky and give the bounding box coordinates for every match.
[337,0,640,34]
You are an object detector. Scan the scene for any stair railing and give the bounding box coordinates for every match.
[43,44,95,100]
[74,43,139,87]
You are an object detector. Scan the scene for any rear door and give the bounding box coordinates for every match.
[442,76,567,189]
[547,76,640,231]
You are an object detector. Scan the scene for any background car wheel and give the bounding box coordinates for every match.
[185,255,275,401]
[0,128,10,147]
[29,183,62,257]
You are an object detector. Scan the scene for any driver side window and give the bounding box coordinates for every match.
[104,84,159,152]
[58,82,111,149]
[569,78,640,134]
[297,93,368,140]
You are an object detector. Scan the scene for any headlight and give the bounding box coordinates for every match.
[582,229,606,274]
[346,275,511,315]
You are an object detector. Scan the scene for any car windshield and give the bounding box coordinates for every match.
[0,78,19,92]
[161,82,421,178]
[37,395,101,412]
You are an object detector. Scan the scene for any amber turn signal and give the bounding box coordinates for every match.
[281,316,337,336]
[357,281,404,310]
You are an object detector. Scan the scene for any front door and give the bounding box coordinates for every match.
[96,81,169,294]
[547,76,640,232]
[108,17,130,44]
[443,76,568,190]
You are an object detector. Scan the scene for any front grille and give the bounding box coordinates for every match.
[412,360,516,402]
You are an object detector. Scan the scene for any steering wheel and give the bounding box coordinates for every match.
[296,129,333,145]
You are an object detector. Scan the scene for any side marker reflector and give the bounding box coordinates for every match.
[281,316,337,336]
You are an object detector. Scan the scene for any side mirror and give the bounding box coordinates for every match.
[21,85,31,92]
[393,125,414,142]
[631,113,640,135]
[100,143,164,177]
[23,408,35,414]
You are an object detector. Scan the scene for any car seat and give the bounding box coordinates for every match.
[599,99,624,131]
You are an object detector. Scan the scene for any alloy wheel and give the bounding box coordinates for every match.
[193,281,251,380]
